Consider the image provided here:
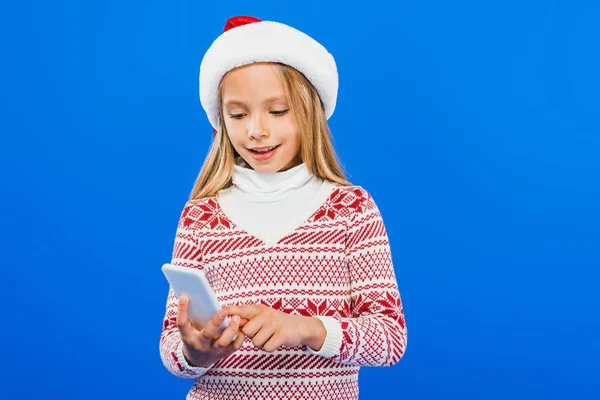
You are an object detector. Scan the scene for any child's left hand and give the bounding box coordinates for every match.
[223,304,326,353]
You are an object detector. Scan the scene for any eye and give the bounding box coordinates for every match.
[229,113,246,119]
[271,109,289,116]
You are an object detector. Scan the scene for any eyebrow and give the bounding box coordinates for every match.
[223,95,288,107]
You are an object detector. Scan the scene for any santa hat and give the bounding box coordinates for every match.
[199,16,338,131]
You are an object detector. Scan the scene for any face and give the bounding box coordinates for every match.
[220,63,301,173]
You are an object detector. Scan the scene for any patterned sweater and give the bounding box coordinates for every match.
[159,184,407,400]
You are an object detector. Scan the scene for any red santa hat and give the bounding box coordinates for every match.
[199,16,339,131]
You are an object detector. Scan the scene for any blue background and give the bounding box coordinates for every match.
[1,0,598,399]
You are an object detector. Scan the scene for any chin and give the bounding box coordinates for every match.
[249,163,283,173]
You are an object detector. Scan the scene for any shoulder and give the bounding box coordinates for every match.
[311,184,379,223]
[176,196,226,231]
[330,185,378,213]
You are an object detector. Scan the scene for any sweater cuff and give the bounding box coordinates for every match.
[175,340,213,377]
[307,316,342,358]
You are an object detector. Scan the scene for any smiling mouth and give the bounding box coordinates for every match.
[249,145,280,154]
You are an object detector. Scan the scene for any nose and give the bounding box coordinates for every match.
[248,113,269,139]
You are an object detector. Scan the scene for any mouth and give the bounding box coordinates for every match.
[247,144,281,161]
[248,145,280,154]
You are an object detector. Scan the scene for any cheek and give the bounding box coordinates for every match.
[278,119,300,143]
[225,122,244,144]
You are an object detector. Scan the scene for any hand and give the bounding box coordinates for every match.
[224,304,326,353]
[176,295,246,368]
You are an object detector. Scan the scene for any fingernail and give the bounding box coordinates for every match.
[233,315,240,323]
[180,295,188,304]
[218,311,226,319]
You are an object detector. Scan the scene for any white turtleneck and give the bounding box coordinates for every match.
[217,159,336,246]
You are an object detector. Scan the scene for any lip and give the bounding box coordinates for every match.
[247,144,280,161]
[250,145,279,151]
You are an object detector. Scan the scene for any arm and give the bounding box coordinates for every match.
[159,202,211,378]
[308,190,408,366]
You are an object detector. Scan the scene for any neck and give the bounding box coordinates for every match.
[231,157,315,201]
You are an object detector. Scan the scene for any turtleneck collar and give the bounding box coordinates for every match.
[231,157,314,201]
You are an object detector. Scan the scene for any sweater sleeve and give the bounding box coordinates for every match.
[159,201,213,379]
[309,190,407,366]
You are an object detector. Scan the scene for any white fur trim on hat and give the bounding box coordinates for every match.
[199,21,338,130]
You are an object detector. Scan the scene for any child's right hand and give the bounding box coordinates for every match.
[176,295,246,368]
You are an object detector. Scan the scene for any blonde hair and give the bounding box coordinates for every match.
[190,63,350,200]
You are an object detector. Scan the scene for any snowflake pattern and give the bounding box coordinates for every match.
[182,198,231,230]
[311,187,371,222]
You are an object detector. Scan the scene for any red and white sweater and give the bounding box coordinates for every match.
[160,176,407,400]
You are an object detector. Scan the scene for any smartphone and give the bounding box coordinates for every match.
[161,263,229,333]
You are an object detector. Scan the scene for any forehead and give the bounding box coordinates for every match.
[221,63,287,104]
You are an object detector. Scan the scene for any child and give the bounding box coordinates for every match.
[160,15,407,400]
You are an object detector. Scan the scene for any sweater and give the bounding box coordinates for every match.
[221,160,326,247]
[220,161,354,357]
[159,178,408,400]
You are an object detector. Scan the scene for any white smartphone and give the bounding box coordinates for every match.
[161,263,229,333]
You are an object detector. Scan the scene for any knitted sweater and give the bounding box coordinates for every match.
[159,184,407,400]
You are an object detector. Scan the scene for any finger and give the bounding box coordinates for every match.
[250,325,276,348]
[241,316,266,339]
[224,305,261,320]
[176,295,194,336]
[214,316,241,349]
[200,309,228,340]
[231,327,247,350]
[262,333,284,353]
[239,318,249,327]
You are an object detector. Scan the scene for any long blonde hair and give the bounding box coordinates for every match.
[190,63,350,200]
